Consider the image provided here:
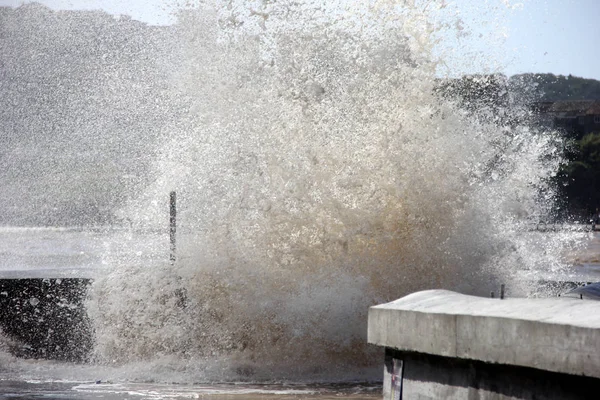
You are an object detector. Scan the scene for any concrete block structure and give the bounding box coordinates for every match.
[368,290,600,399]
[0,270,93,361]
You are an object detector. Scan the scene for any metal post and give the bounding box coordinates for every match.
[500,284,505,300]
[170,191,176,263]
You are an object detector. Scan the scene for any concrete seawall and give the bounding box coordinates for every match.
[368,290,600,399]
[0,269,94,361]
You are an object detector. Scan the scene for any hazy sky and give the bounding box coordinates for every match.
[2,0,599,80]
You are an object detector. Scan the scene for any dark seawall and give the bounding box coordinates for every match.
[0,277,92,361]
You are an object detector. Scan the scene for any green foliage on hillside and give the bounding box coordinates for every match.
[556,132,600,217]
[556,133,600,216]
[439,73,600,218]
[510,73,600,101]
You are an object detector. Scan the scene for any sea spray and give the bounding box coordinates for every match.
[78,0,584,381]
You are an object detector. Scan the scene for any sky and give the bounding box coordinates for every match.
[503,0,600,79]
[443,0,600,80]
[1,0,599,80]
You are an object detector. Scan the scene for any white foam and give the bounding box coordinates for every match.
[0,0,585,384]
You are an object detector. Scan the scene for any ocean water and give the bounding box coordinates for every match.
[0,0,589,397]
[0,227,166,277]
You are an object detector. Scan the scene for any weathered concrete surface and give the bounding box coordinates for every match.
[386,348,600,400]
[368,290,600,379]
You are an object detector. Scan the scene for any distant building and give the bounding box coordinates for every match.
[534,100,600,138]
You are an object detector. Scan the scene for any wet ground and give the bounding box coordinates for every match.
[0,380,381,400]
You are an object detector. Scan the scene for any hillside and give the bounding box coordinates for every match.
[509,73,600,101]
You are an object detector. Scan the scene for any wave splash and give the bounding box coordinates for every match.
[85,0,578,382]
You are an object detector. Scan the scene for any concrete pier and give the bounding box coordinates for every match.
[368,290,600,399]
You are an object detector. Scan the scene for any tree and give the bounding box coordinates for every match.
[557,133,600,215]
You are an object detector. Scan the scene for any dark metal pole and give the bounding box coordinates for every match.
[500,284,505,300]
[170,191,176,263]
